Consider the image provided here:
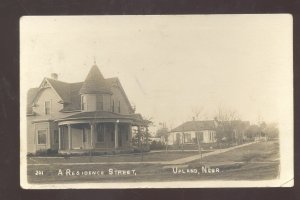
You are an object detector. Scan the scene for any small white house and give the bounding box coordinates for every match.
[167,120,217,145]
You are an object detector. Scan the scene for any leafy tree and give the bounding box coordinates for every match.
[156,127,169,140]
[263,123,279,139]
[245,124,260,139]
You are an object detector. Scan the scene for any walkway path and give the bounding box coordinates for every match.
[165,141,258,165]
[28,141,258,166]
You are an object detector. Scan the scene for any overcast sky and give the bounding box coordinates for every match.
[20,15,293,129]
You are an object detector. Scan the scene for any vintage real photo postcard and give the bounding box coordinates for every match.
[20,15,293,189]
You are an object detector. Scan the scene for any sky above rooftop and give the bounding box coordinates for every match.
[20,15,293,130]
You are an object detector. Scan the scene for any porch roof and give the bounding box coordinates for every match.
[56,111,149,126]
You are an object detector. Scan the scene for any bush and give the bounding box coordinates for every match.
[35,149,58,156]
[150,141,165,150]
[27,153,34,157]
[133,146,150,153]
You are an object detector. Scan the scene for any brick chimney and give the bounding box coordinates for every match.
[51,73,58,80]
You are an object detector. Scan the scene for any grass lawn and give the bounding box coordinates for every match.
[185,140,280,180]
[28,151,200,164]
[27,141,280,183]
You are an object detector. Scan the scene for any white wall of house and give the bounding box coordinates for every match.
[203,130,217,143]
[103,94,112,112]
[27,78,133,153]
[27,116,36,153]
[32,87,64,118]
[167,130,217,145]
[28,85,73,153]
[111,85,132,114]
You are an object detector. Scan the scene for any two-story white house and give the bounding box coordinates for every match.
[27,64,148,154]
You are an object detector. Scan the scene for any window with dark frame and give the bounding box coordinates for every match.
[45,101,50,115]
[96,95,103,111]
[111,125,115,142]
[96,124,104,142]
[81,96,86,110]
[125,127,128,141]
[82,128,86,143]
[53,130,59,144]
[37,130,47,145]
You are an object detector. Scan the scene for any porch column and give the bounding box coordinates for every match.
[90,123,94,148]
[58,126,61,150]
[68,124,72,150]
[114,122,118,149]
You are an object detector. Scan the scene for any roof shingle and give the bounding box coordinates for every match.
[79,65,112,94]
[172,120,217,132]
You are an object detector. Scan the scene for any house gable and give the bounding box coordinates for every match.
[28,67,134,115]
[32,86,64,117]
[32,78,64,104]
[107,77,133,114]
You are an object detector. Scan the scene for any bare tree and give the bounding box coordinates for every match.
[191,106,204,120]
[214,105,241,145]
[215,105,240,122]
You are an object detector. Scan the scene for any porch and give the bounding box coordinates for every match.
[56,112,150,154]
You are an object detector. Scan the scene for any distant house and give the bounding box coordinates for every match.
[167,120,218,145]
[27,64,148,154]
[230,120,251,143]
[216,120,250,144]
[167,120,251,146]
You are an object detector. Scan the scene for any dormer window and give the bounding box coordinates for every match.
[45,101,50,115]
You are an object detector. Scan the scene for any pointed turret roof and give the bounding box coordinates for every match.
[79,65,112,94]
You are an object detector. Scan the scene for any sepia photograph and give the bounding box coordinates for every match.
[20,15,293,189]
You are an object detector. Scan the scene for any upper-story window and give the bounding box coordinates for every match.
[118,101,121,113]
[45,101,50,115]
[112,100,114,112]
[96,95,103,111]
[81,96,86,110]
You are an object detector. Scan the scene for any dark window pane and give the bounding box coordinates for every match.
[96,95,103,111]
[45,101,50,115]
[97,124,104,142]
[53,130,58,144]
[82,129,86,142]
[38,130,47,144]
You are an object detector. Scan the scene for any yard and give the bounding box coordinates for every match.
[27,151,201,164]
[27,141,280,183]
